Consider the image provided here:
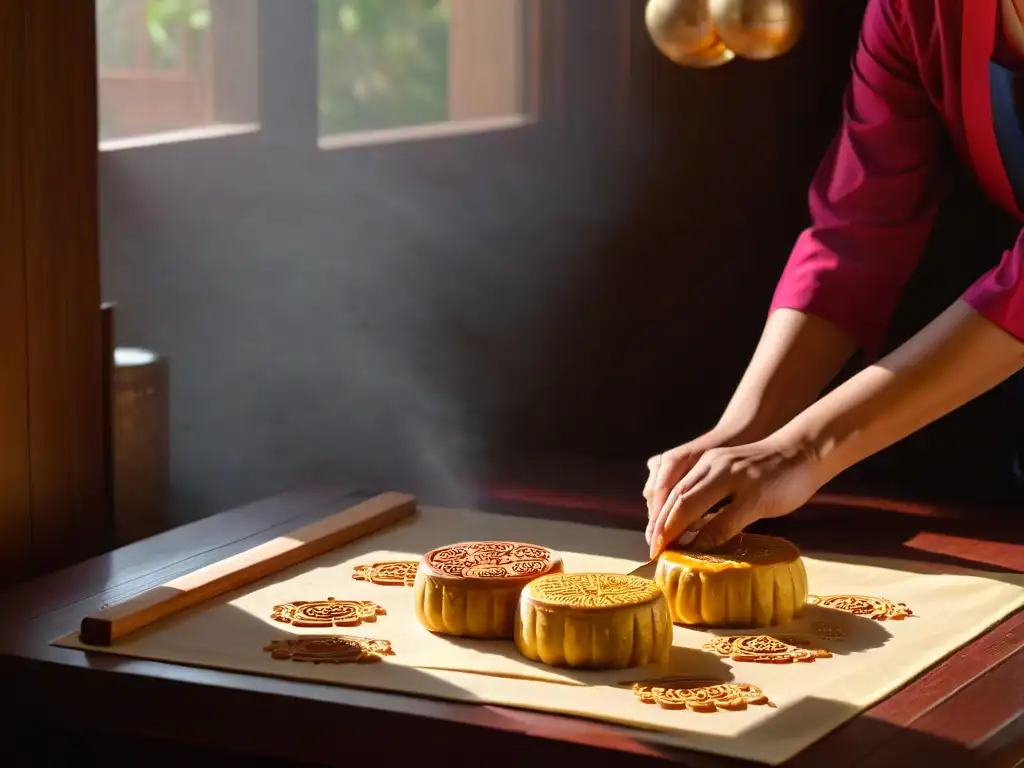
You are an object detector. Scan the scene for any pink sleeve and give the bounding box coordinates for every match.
[770,0,948,356]
[962,229,1024,341]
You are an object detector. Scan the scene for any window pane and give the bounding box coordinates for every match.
[318,0,527,138]
[96,0,258,143]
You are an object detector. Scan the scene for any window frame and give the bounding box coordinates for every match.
[97,0,635,158]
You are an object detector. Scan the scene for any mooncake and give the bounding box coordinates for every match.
[513,572,673,669]
[655,533,808,627]
[413,541,563,638]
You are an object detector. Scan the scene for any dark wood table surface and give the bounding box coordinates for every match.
[1,462,1022,767]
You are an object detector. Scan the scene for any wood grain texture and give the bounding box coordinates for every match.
[79,491,416,646]
[2,483,365,621]
[22,0,108,571]
[0,0,32,582]
[852,644,1024,765]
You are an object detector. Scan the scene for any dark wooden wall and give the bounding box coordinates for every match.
[100,0,1022,522]
[0,1,109,581]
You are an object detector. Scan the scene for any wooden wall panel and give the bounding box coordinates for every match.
[21,0,109,571]
[0,0,33,582]
[0,0,109,580]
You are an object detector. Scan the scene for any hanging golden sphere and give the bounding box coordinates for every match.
[668,38,736,68]
[645,0,723,64]
[707,0,805,61]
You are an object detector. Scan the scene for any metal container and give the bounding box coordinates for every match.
[112,347,170,546]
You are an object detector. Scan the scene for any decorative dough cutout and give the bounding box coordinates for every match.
[631,677,776,712]
[263,635,395,664]
[703,634,832,664]
[352,561,419,587]
[808,594,913,621]
[270,598,386,628]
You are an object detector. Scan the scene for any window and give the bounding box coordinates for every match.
[97,0,258,147]
[87,0,630,526]
[318,0,532,147]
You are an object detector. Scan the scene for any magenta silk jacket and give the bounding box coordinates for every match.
[770,0,1024,355]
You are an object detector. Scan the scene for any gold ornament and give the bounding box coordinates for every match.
[645,0,736,68]
[708,0,805,61]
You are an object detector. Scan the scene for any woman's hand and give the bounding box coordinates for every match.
[646,436,825,558]
[643,311,857,549]
[643,429,738,547]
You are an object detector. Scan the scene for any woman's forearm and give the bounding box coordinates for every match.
[779,300,1024,482]
[717,308,857,442]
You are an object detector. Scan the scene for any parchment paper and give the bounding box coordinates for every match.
[54,506,1024,765]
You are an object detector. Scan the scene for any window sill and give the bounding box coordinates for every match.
[99,123,260,153]
[317,114,535,152]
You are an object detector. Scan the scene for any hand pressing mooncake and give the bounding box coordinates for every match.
[655,533,808,627]
[513,573,673,669]
[413,541,563,638]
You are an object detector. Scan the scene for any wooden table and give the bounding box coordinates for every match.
[1,472,1022,767]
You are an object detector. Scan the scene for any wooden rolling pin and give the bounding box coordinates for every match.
[79,491,417,646]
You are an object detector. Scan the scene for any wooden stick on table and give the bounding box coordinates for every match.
[79,491,417,646]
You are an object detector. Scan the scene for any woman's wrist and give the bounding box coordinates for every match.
[712,412,793,448]
[765,411,854,490]
[707,420,761,449]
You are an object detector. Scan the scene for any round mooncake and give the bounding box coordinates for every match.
[413,541,563,638]
[513,572,673,669]
[655,533,808,627]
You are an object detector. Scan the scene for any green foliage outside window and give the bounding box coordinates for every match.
[318,0,451,134]
[95,0,452,137]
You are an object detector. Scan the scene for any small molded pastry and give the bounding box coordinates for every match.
[703,634,832,663]
[631,676,775,712]
[351,561,419,587]
[263,635,395,664]
[655,533,808,627]
[270,598,385,628]
[513,573,673,669]
[413,541,563,638]
[807,594,913,620]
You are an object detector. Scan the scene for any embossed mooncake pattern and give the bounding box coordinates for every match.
[424,541,560,579]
